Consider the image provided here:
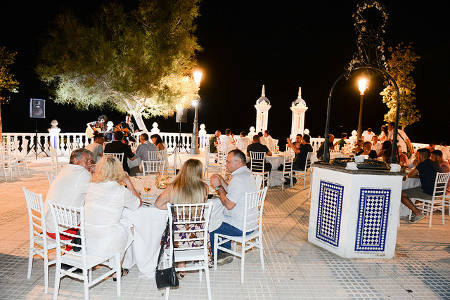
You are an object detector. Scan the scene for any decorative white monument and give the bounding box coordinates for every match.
[48,120,61,152]
[199,123,207,149]
[150,122,160,134]
[290,87,308,139]
[247,126,257,140]
[255,85,271,134]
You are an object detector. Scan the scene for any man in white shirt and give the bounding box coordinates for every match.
[235,131,249,152]
[371,135,382,155]
[362,128,375,142]
[45,148,94,236]
[210,149,257,265]
[387,122,410,154]
[219,128,236,154]
[262,130,276,152]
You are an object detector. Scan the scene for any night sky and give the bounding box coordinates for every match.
[0,0,448,144]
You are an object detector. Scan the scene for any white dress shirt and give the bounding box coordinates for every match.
[45,164,91,233]
[236,136,250,152]
[223,166,258,231]
[362,131,375,142]
[220,135,236,153]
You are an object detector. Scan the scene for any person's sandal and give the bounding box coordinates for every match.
[112,268,129,281]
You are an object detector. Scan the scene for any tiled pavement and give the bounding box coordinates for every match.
[0,157,449,299]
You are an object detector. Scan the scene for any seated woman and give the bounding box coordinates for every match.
[151,134,165,151]
[154,159,211,275]
[379,141,393,163]
[85,155,142,279]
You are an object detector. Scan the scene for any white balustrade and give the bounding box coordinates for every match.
[1,132,432,158]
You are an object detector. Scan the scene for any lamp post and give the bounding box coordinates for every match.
[356,77,369,141]
[191,70,203,155]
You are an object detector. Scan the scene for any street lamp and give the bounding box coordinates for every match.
[191,69,203,154]
[356,77,369,141]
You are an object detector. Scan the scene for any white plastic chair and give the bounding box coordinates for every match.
[409,172,450,227]
[105,152,124,163]
[165,203,213,300]
[23,187,57,293]
[142,160,165,175]
[294,151,313,189]
[214,186,268,283]
[48,201,121,300]
[249,151,269,187]
[47,171,56,185]
[1,146,19,180]
[147,150,161,161]
[281,153,294,190]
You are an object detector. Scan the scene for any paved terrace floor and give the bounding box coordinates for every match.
[0,156,449,300]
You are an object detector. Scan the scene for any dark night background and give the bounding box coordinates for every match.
[0,0,448,144]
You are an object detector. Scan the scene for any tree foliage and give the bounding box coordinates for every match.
[37,0,201,130]
[0,46,19,97]
[380,43,420,128]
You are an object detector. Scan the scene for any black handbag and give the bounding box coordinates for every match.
[155,208,179,289]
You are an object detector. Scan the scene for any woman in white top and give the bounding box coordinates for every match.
[85,155,142,278]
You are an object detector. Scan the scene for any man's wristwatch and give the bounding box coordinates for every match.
[215,185,223,192]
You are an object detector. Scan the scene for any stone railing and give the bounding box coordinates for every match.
[1,131,428,157]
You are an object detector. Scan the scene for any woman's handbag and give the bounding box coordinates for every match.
[155,208,179,289]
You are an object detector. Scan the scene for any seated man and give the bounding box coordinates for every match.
[262,130,276,152]
[129,133,158,175]
[104,131,135,174]
[85,132,104,163]
[402,148,440,223]
[287,134,313,170]
[220,128,236,153]
[246,135,272,172]
[357,141,378,159]
[316,134,334,161]
[210,149,258,265]
[371,135,382,155]
[431,150,450,195]
[45,148,94,238]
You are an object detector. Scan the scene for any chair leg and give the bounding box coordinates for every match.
[204,263,212,300]
[115,253,121,296]
[44,251,49,293]
[214,235,218,270]
[240,242,245,284]
[83,268,89,300]
[259,236,265,270]
[165,287,170,300]
[442,199,445,225]
[27,244,34,279]
[429,201,434,228]
[53,263,61,300]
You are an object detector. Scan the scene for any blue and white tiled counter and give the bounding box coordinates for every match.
[308,164,403,259]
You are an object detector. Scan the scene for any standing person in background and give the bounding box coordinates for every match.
[104,131,136,174]
[85,132,104,163]
[379,125,389,142]
[209,130,221,153]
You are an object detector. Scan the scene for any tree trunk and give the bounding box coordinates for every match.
[132,112,148,132]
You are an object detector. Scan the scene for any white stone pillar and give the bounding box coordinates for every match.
[254,85,271,134]
[290,87,308,139]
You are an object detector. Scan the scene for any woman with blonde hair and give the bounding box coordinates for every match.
[84,155,142,279]
[154,158,211,276]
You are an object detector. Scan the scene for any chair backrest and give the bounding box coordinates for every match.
[142,160,165,175]
[282,154,294,175]
[46,171,55,185]
[249,151,266,173]
[167,203,212,263]
[23,187,49,245]
[48,201,86,264]
[243,187,268,234]
[147,150,161,161]
[304,151,313,172]
[433,172,450,199]
[105,152,124,163]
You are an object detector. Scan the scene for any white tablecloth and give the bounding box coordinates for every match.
[122,206,168,277]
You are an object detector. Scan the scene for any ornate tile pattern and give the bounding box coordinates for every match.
[316,180,344,247]
[355,188,391,252]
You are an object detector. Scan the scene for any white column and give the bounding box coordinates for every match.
[255,85,271,133]
[290,87,308,139]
